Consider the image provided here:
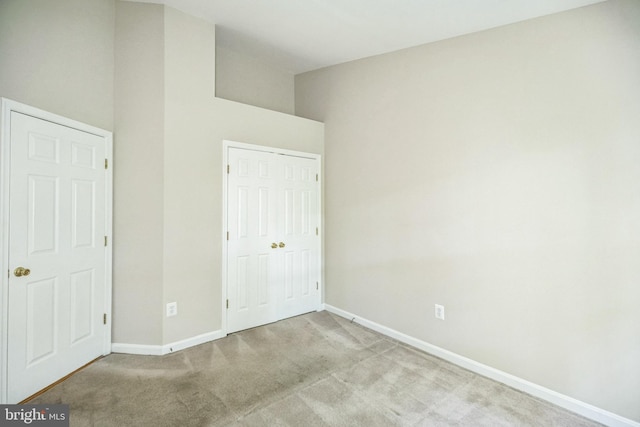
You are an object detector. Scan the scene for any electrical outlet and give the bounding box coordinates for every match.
[435,304,445,320]
[166,302,178,317]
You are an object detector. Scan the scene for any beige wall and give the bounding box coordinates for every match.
[113,1,165,345]
[162,5,218,344]
[296,0,640,421]
[215,43,295,115]
[113,2,323,346]
[0,0,114,130]
[163,97,323,343]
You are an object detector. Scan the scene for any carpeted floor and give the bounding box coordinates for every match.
[31,311,602,426]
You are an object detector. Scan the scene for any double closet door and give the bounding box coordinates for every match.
[227,146,320,333]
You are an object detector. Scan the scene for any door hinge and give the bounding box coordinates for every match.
[103,313,107,324]
[227,164,230,174]
[226,231,229,241]
[316,282,319,290]
[105,159,108,170]
[104,236,108,246]
[316,227,319,236]
[226,299,229,309]
[316,173,318,182]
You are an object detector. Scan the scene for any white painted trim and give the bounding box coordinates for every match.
[0,98,113,404]
[103,131,113,357]
[111,343,165,356]
[0,100,11,405]
[324,304,639,427]
[221,142,229,335]
[112,330,225,356]
[224,140,321,160]
[221,140,323,335]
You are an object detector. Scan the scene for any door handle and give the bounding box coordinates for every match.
[14,267,31,277]
[271,243,278,249]
[278,242,285,248]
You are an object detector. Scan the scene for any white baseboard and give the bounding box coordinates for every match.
[111,342,163,356]
[111,329,225,356]
[324,304,639,427]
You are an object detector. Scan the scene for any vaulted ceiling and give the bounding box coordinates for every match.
[132,0,606,73]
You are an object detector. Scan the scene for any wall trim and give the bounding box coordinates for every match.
[112,329,225,356]
[324,304,639,427]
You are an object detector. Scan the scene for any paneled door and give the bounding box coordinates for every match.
[4,109,111,403]
[227,146,320,333]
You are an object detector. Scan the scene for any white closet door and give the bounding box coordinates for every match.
[227,147,320,333]
[227,148,279,333]
[278,155,320,319]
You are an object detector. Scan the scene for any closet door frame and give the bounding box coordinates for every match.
[222,140,322,334]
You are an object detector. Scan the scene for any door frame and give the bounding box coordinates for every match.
[0,98,113,404]
[221,140,322,335]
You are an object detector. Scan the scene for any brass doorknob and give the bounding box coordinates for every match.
[271,243,278,249]
[278,242,285,248]
[14,267,30,277]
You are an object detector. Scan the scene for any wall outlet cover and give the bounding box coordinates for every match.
[166,302,178,317]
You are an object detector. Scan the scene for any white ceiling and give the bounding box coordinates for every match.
[132,0,606,74]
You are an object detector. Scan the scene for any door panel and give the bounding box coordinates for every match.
[72,180,96,248]
[29,176,59,254]
[227,147,320,333]
[7,111,107,403]
[26,277,57,364]
[227,149,279,333]
[278,156,320,319]
[70,268,95,344]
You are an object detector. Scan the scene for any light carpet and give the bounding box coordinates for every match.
[31,311,603,426]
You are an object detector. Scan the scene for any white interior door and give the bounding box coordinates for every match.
[227,148,279,332]
[6,111,109,403]
[227,146,320,333]
[278,155,320,319]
